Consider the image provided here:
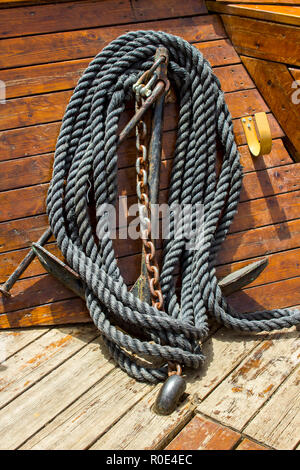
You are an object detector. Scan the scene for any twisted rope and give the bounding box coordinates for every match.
[47,31,300,383]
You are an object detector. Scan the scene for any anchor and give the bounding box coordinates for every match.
[0,47,269,415]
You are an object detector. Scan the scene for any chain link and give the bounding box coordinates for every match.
[133,51,182,378]
[134,91,164,311]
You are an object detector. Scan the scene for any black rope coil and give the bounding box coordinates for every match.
[47,31,300,383]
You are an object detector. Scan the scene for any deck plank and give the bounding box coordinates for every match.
[21,368,152,450]
[89,327,264,450]
[244,365,300,449]
[90,386,195,450]
[0,327,48,361]
[186,327,263,399]
[0,325,98,409]
[165,414,240,450]
[236,438,268,451]
[197,328,300,433]
[0,332,115,449]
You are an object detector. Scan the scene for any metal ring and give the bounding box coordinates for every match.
[140,193,149,206]
[149,265,159,282]
[140,73,157,97]
[139,144,147,162]
[168,362,182,377]
[152,289,164,310]
[144,240,155,259]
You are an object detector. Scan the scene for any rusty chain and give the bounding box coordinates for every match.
[134,78,164,312]
[134,55,182,379]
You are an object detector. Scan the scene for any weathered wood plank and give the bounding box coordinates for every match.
[90,386,195,450]
[2,135,290,194]
[1,196,300,318]
[1,217,300,305]
[0,154,53,191]
[2,217,300,304]
[0,163,299,265]
[0,273,77,314]
[18,323,250,450]
[0,138,292,235]
[214,63,254,93]
[241,56,300,160]
[207,2,300,26]
[222,15,300,66]
[165,414,240,450]
[2,174,297,257]
[0,19,230,69]
[0,327,48,360]
[0,1,131,38]
[0,59,90,99]
[4,145,297,205]
[89,327,264,450]
[21,367,152,449]
[0,333,115,449]
[0,325,98,409]
[244,365,300,449]
[197,328,300,431]
[2,218,300,321]
[0,91,72,131]
[186,327,263,399]
[0,183,48,222]
[130,0,207,21]
[1,191,299,280]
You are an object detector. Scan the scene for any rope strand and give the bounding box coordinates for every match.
[47,31,300,383]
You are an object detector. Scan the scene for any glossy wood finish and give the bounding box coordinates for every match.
[241,56,300,159]
[0,0,299,450]
[207,2,300,26]
[0,0,299,331]
[207,2,300,164]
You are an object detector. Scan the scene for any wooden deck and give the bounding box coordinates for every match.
[0,0,299,450]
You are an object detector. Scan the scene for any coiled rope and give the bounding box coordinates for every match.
[47,31,300,383]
